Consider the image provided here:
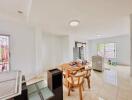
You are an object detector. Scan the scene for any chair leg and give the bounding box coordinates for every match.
[88,77,91,88]
[82,84,84,91]
[79,86,83,100]
[68,82,69,88]
[68,85,71,96]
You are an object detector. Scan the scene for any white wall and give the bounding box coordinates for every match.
[0,19,72,79]
[42,34,62,70]
[0,19,130,78]
[34,27,43,74]
[130,14,132,76]
[61,36,71,63]
[88,35,130,65]
[41,34,71,71]
[0,19,36,79]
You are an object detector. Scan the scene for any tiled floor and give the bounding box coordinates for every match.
[63,65,132,100]
[27,65,132,100]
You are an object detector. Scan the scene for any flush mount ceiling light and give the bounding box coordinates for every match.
[69,20,80,27]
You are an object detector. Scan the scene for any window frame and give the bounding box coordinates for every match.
[97,42,116,59]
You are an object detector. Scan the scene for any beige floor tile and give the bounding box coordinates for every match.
[63,65,132,100]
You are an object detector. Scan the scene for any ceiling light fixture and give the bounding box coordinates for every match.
[69,20,80,27]
[96,33,103,37]
[17,10,23,14]
[96,34,102,37]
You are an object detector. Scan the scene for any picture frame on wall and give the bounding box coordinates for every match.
[0,34,10,72]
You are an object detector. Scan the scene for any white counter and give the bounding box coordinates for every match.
[0,71,22,100]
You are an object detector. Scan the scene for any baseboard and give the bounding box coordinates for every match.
[117,64,130,66]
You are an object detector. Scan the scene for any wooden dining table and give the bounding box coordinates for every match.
[62,62,85,70]
[60,62,92,88]
[60,63,84,86]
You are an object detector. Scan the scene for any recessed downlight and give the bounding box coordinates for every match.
[96,34,102,37]
[96,34,103,37]
[69,20,80,27]
[17,10,23,14]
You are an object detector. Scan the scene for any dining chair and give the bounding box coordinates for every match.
[66,70,86,100]
[84,68,91,89]
[79,63,91,89]
[59,63,70,78]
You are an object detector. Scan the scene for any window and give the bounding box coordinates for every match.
[97,43,116,59]
[0,35,10,72]
[97,43,105,57]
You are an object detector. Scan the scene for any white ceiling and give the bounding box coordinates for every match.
[0,0,132,39]
[0,0,29,20]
